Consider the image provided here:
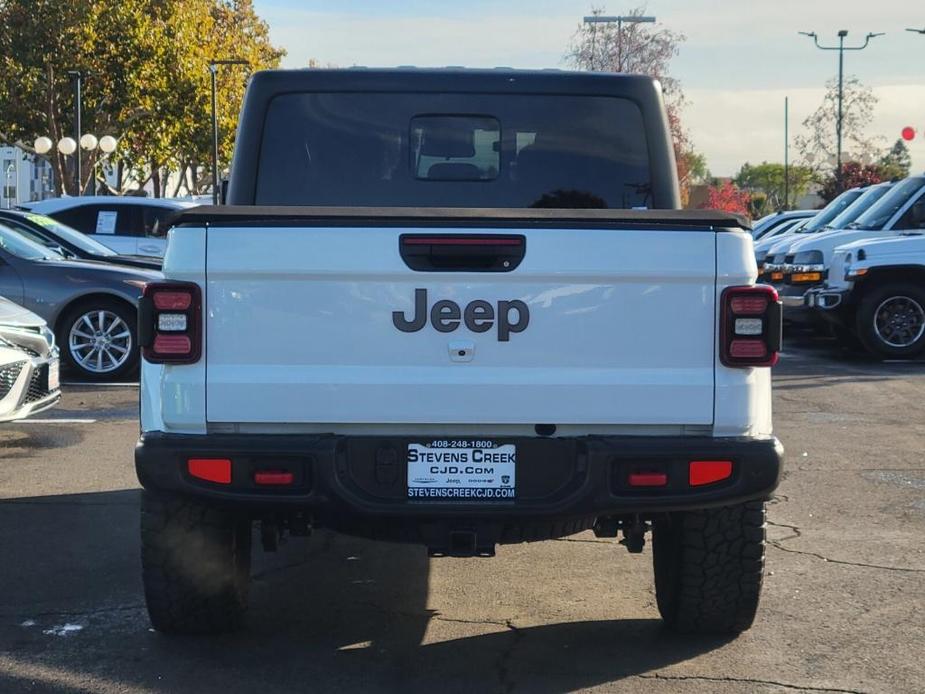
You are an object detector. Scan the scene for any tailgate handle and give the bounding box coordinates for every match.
[399,234,525,272]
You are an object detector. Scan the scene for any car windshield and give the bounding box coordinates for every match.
[825,184,894,230]
[852,177,925,231]
[797,188,864,233]
[23,213,118,256]
[0,224,65,260]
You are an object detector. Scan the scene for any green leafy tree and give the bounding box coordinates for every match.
[878,139,912,180]
[735,161,817,214]
[0,0,284,197]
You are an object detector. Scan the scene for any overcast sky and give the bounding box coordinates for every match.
[253,0,925,176]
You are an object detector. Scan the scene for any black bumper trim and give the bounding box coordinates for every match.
[135,433,783,521]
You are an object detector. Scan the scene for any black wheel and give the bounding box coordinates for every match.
[141,492,252,634]
[653,501,766,634]
[58,298,138,381]
[855,283,925,359]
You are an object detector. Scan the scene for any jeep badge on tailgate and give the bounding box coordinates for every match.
[393,288,530,341]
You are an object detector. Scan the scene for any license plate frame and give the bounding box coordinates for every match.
[407,440,516,501]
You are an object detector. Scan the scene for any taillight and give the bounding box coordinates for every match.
[720,285,782,368]
[139,282,202,364]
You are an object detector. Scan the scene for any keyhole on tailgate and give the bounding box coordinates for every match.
[449,340,474,362]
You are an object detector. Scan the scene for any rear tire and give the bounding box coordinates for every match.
[855,283,925,359]
[141,492,252,634]
[653,501,766,634]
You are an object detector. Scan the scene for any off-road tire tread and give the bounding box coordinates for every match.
[855,282,925,359]
[141,492,251,634]
[653,501,766,634]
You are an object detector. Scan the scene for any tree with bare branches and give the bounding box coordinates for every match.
[566,6,704,205]
[794,76,882,176]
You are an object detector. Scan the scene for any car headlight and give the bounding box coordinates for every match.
[792,250,824,266]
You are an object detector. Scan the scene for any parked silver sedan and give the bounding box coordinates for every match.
[0,296,60,421]
[0,223,162,380]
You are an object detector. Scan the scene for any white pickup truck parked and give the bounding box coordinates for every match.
[134,68,783,636]
[808,233,925,358]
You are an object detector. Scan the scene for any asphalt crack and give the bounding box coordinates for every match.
[635,672,870,693]
[767,520,925,573]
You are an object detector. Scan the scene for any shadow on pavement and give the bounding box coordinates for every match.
[0,491,731,693]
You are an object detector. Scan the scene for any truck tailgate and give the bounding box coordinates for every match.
[204,224,716,426]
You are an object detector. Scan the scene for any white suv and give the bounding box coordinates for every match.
[22,196,195,258]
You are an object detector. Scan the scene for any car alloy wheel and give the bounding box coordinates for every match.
[873,296,925,349]
[68,309,133,374]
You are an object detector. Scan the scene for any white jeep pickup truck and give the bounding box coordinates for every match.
[808,232,925,358]
[135,68,783,636]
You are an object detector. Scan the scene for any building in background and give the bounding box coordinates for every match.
[0,145,55,208]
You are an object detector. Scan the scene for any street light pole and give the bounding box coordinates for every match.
[67,70,82,196]
[784,96,789,210]
[583,14,656,72]
[799,30,883,194]
[209,59,248,205]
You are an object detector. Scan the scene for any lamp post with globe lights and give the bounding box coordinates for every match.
[79,134,118,194]
[34,134,117,196]
[799,30,884,194]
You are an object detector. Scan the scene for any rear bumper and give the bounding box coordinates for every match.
[136,433,783,527]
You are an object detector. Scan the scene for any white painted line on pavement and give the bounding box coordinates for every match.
[18,418,98,424]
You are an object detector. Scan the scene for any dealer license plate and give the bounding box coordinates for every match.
[407,441,516,500]
[47,359,60,391]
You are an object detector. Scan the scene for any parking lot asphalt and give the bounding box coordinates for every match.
[1,337,924,694]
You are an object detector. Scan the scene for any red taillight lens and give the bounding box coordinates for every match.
[729,295,768,315]
[729,339,768,359]
[720,285,781,368]
[140,282,202,364]
[153,334,192,354]
[153,292,192,310]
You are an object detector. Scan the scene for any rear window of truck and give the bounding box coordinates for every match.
[255,93,651,209]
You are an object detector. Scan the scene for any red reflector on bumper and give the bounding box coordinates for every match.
[188,458,232,484]
[254,470,294,486]
[689,460,733,486]
[153,334,192,354]
[628,471,668,487]
[729,339,768,359]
